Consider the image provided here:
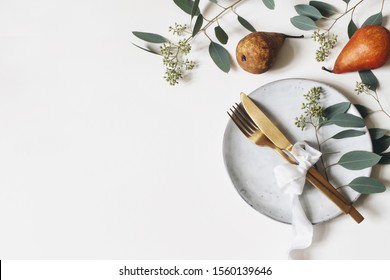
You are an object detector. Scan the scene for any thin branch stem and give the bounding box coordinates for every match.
[326,0,365,32]
[313,126,330,180]
[373,91,390,118]
[320,136,331,146]
[325,163,338,169]
[190,0,246,42]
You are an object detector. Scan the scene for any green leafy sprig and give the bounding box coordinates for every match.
[355,70,390,119]
[132,29,195,85]
[132,0,275,85]
[290,0,385,62]
[295,86,386,194]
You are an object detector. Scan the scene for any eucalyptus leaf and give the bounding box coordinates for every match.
[209,41,230,73]
[328,113,365,128]
[354,104,372,118]
[237,16,256,32]
[294,4,323,21]
[174,0,200,16]
[132,31,168,43]
[262,0,275,10]
[330,129,365,140]
[347,177,386,194]
[379,152,390,164]
[362,12,383,26]
[348,19,358,38]
[369,128,388,140]
[309,1,338,17]
[209,0,218,3]
[215,25,228,45]
[359,70,378,91]
[290,15,317,31]
[191,0,200,19]
[323,102,351,118]
[192,14,203,37]
[337,151,382,170]
[373,135,390,154]
[343,0,351,4]
[132,43,161,55]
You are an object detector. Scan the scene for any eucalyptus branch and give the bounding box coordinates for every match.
[355,81,390,119]
[294,86,330,179]
[326,0,364,32]
[133,0,261,85]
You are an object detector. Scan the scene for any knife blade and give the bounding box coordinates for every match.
[240,92,364,223]
[241,92,293,150]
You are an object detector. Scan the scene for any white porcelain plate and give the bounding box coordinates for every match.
[223,78,372,224]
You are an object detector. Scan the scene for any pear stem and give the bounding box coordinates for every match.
[321,66,334,73]
[284,34,304,39]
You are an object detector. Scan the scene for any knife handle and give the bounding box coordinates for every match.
[274,147,364,223]
[307,167,364,224]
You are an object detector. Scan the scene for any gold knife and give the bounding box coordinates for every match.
[240,92,364,223]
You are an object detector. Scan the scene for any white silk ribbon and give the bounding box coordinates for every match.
[273,141,322,259]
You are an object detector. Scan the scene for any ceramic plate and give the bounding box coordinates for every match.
[223,78,372,224]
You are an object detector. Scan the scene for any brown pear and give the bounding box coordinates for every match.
[236,32,303,74]
[326,25,390,74]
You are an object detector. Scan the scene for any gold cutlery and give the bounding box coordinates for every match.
[228,96,364,224]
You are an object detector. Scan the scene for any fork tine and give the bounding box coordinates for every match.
[230,106,256,135]
[234,103,259,131]
[227,109,251,137]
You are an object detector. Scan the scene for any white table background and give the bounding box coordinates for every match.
[1,0,389,260]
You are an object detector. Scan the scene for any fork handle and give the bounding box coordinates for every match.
[273,147,364,223]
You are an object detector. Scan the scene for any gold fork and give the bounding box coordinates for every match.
[228,103,364,223]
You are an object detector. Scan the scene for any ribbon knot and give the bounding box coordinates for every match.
[273,141,322,259]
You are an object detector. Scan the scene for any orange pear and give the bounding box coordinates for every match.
[325,25,390,74]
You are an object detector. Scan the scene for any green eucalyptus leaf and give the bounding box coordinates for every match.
[379,152,390,164]
[262,0,275,10]
[343,0,351,4]
[215,25,228,45]
[347,177,386,194]
[209,41,230,73]
[192,14,203,37]
[354,104,372,118]
[362,12,383,26]
[359,70,379,91]
[369,128,388,140]
[290,15,317,30]
[309,1,338,17]
[132,43,161,55]
[323,102,351,118]
[191,0,200,19]
[209,0,218,3]
[174,0,200,15]
[330,129,366,140]
[132,31,168,43]
[348,19,358,38]
[237,16,256,32]
[328,113,365,128]
[294,4,322,21]
[373,135,390,154]
[337,151,382,170]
